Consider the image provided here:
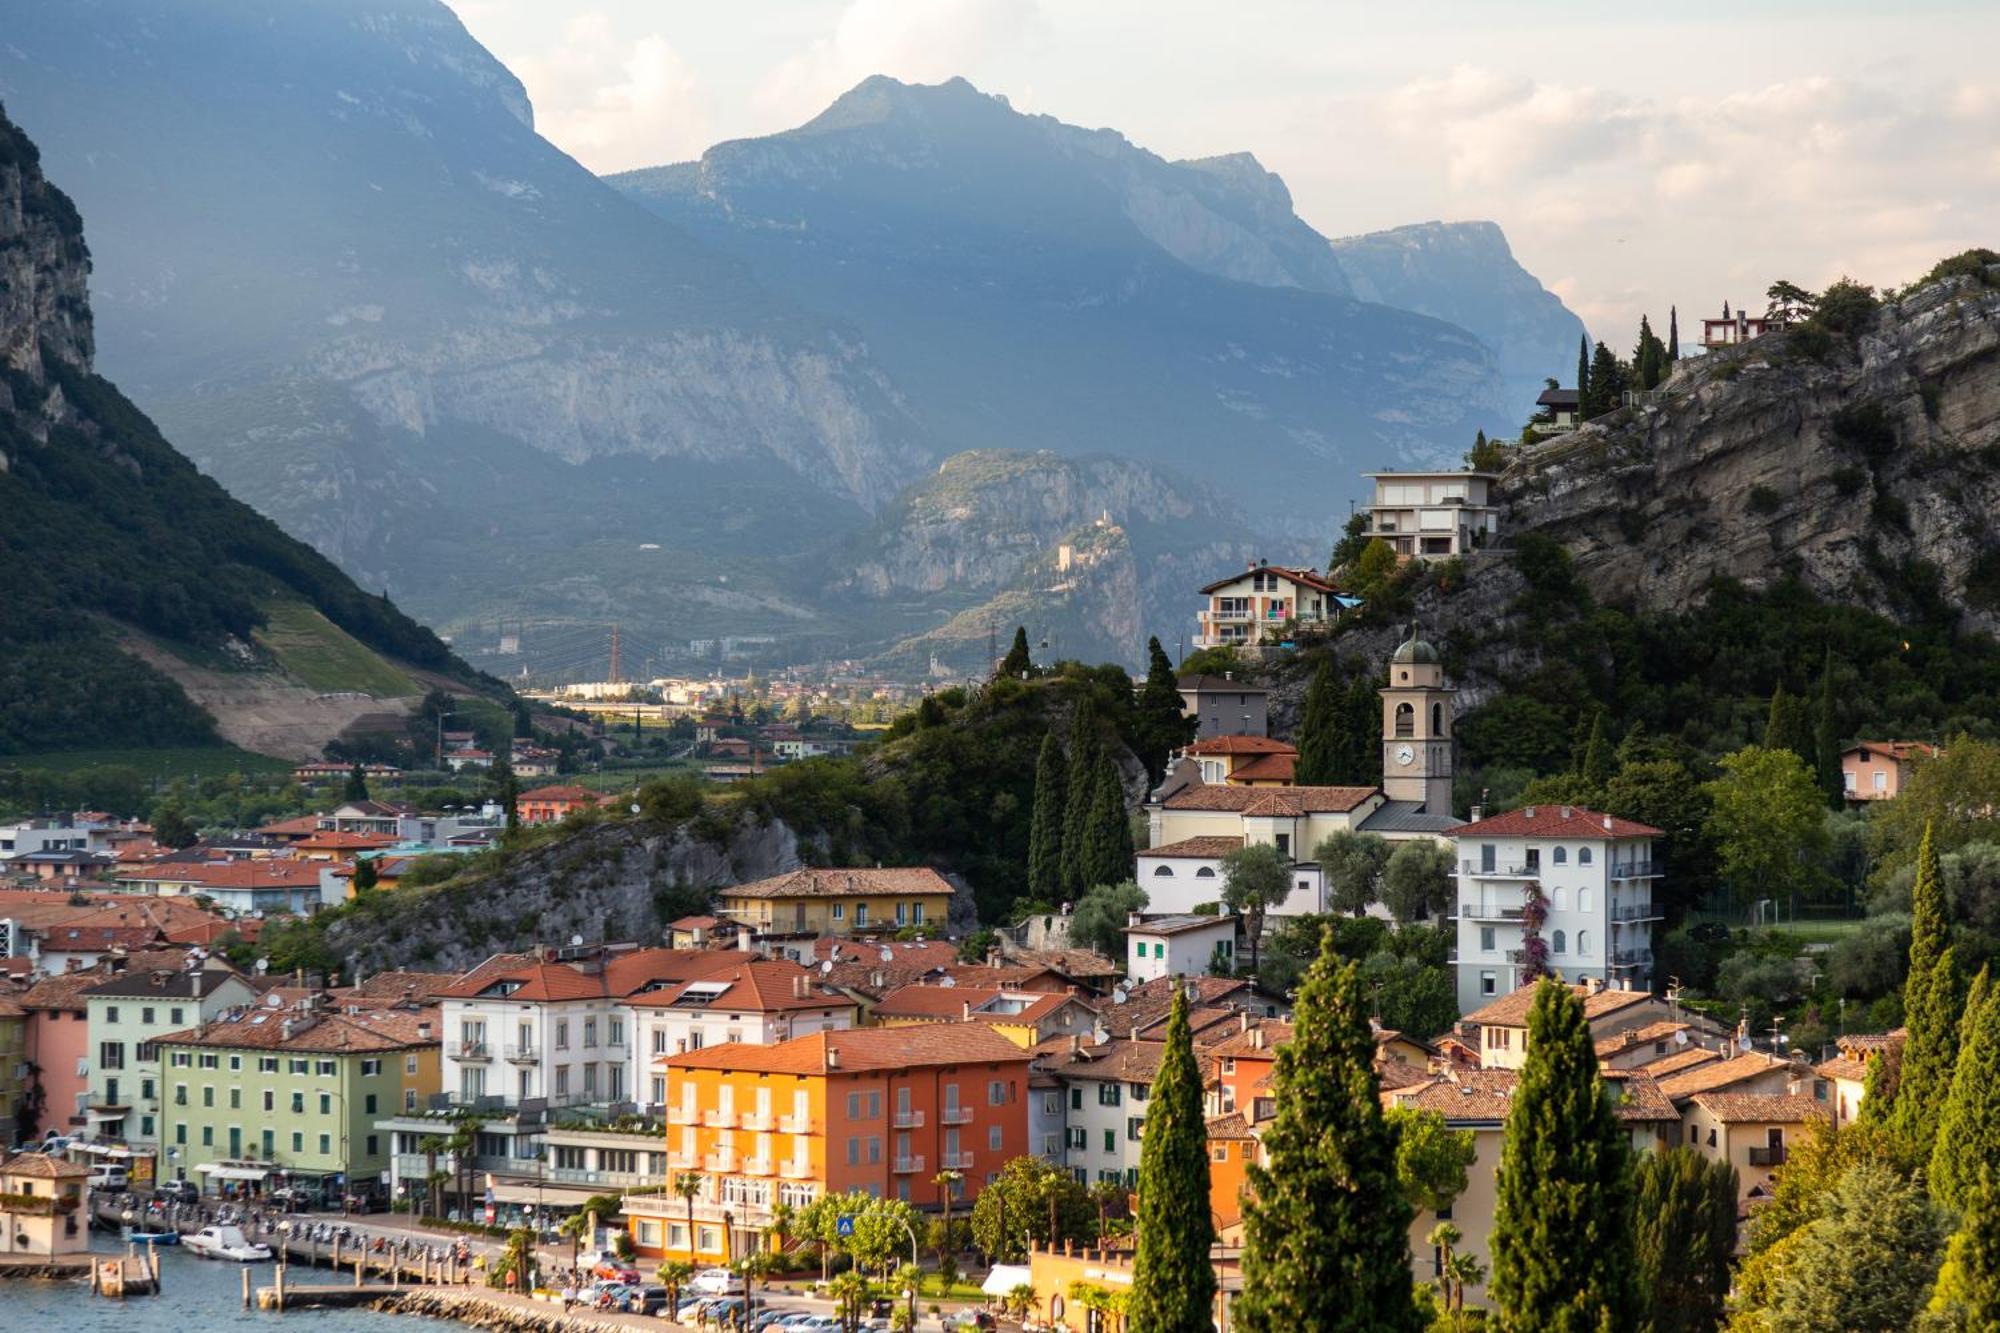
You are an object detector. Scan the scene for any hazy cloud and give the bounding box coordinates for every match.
[756,0,1048,123]
[507,11,710,173]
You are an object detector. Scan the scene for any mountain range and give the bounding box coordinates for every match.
[0,1,1585,674]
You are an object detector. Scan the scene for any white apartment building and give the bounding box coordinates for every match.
[435,949,750,1109]
[1045,1039,1160,1189]
[1363,470,1501,560]
[1123,915,1236,984]
[625,961,858,1113]
[1194,561,1347,650]
[1450,806,1666,1014]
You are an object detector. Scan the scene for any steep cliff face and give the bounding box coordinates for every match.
[0,109,91,444]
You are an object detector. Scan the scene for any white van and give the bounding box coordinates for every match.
[87,1165,129,1190]
[688,1266,742,1296]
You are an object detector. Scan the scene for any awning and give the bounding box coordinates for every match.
[196,1162,271,1181]
[71,1142,139,1158]
[982,1264,1032,1297]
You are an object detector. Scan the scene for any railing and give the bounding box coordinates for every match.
[704,1109,738,1129]
[1609,903,1661,922]
[891,1156,925,1175]
[1748,1145,1787,1167]
[548,1166,661,1188]
[1609,862,1662,879]
[892,1110,925,1129]
[739,1157,774,1177]
[779,1159,814,1180]
[446,1041,489,1062]
[739,1111,775,1132]
[703,1150,738,1172]
[1460,903,1526,921]
[778,1114,813,1135]
[1610,949,1653,967]
[667,1105,700,1125]
[940,1151,975,1170]
[939,1107,975,1126]
[667,1151,698,1170]
[504,1044,539,1063]
[1461,861,1539,878]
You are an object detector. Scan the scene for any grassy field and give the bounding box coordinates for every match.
[1,745,293,777]
[254,601,419,697]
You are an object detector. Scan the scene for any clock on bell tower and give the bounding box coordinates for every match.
[1380,624,1456,815]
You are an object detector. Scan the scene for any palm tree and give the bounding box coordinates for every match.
[674,1171,703,1265]
[655,1259,694,1315]
[932,1168,963,1282]
[1426,1221,1486,1327]
[559,1209,593,1275]
[1007,1282,1039,1321]
[444,1112,480,1218]
[1087,1179,1125,1241]
[419,1135,446,1217]
[827,1269,869,1333]
[765,1200,795,1266]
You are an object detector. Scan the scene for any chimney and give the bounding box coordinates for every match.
[1524,806,1536,819]
[1559,806,1572,819]
[1070,1034,1082,1055]
[1469,804,1485,822]
[1239,1011,1251,1033]
[1127,912,1143,929]
[826,1046,840,1070]
[962,1002,972,1021]
[1251,1028,1265,1050]
[418,1022,432,1040]
[1603,813,1614,831]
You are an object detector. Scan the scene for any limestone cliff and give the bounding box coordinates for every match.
[0,107,91,447]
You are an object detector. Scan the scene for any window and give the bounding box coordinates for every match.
[361,1058,381,1076]
[319,1093,332,1115]
[319,1134,332,1155]
[1553,847,1567,864]
[202,1126,213,1147]
[142,1006,155,1024]
[1129,1082,1149,1103]
[1103,1129,1116,1154]
[198,1053,219,1070]
[1577,930,1590,956]
[583,1018,597,1048]
[1195,867,1215,879]
[989,1125,1003,1151]
[316,1060,335,1076]
[1066,1127,1086,1150]
[854,903,869,928]
[170,1007,184,1024]
[1274,833,1291,856]
[174,1084,186,1105]
[910,903,924,926]
[894,902,907,927]
[292,1132,303,1152]
[1578,888,1592,914]
[1127,1116,1145,1142]
[258,1057,279,1073]
[366,1134,379,1156]
[406,1054,418,1075]
[1874,770,1888,792]
[263,1091,274,1112]
[228,1055,242,1071]
[831,902,845,921]
[1098,1083,1122,1107]
[404,1089,417,1111]
[1552,887,1567,912]
[100,1041,125,1070]
[1480,971,1497,997]
[555,1021,569,1050]
[1525,849,1540,871]
[1577,847,1592,865]
[170,1052,191,1068]
[1552,930,1566,955]
[365,1093,378,1115]
[106,1006,120,1024]
[990,1081,1010,1106]
[1070,1088,1082,1111]
[202,1086,214,1108]
[229,1088,240,1109]
[291,1092,305,1114]
[175,1124,187,1145]
[1479,927,1495,952]
[1480,844,1496,873]
[290,1059,308,1075]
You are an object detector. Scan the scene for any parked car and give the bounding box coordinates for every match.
[689,1266,742,1296]
[625,1284,671,1315]
[592,1258,641,1284]
[86,1166,129,1191]
[158,1179,201,1204]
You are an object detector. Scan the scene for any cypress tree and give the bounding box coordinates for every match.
[1580,712,1614,791]
[1633,1147,1737,1333]
[1895,822,1965,1162]
[1667,306,1680,361]
[1237,929,1421,1333]
[1080,754,1134,891]
[1576,332,1590,400]
[1027,732,1066,903]
[1132,636,1192,783]
[1060,699,1098,896]
[1812,649,1843,809]
[1584,341,1626,418]
[1128,989,1218,1333]
[1490,980,1639,1332]
[1763,685,1813,767]
[1930,966,1999,1211]
[998,625,1033,677]
[1295,658,1341,786]
[1928,1168,2000,1328]
[345,762,370,801]
[1341,673,1380,785]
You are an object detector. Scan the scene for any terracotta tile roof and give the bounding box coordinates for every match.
[1656,1052,1794,1101]
[85,965,250,1000]
[1594,1021,1693,1057]
[1844,740,1938,762]
[1374,1059,1433,1092]
[1813,1056,1872,1083]
[1205,1112,1255,1140]
[0,1150,91,1179]
[719,866,955,901]
[0,995,27,1018]
[352,970,464,1000]
[1640,1047,1722,1078]
[162,1004,441,1053]
[1163,785,1377,814]
[1198,564,1339,595]
[1141,836,1244,860]
[1001,949,1125,980]
[1108,976,1258,1033]
[626,961,854,1014]
[1691,1092,1829,1124]
[440,948,749,1002]
[1184,737,1296,757]
[1389,1069,1518,1121]
[35,925,169,950]
[255,816,324,838]
[1042,1037,1165,1084]
[1448,806,1662,839]
[518,785,597,803]
[1604,1070,1679,1122]
[296,831,400,850]
[1836,1029,1907,1056]
[1461,983,1659,1031]
[1227,754,1296,783]
[813,938,961,969]
[121,860,324,889]
[875,985,1007,1019]
[667,1022,1032,1075]
[669,915,723,930]
[1203,1021,1292,1060]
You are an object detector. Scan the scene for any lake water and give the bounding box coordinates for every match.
[0,1239,431,1333]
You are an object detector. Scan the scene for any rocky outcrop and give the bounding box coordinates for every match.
[0,105,91,447]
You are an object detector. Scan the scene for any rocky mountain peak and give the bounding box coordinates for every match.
[0,104,92,442]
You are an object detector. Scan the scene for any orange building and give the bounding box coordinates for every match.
[516,785,601,825]
[624,1024,1033,1264]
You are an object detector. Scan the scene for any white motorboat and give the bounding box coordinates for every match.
[182,1224,273,1261]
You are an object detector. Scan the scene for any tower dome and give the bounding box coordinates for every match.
[1391,625,1439,665]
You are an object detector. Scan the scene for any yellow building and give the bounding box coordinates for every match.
[0,998,26,1133]
[716,867,954,937]
[871,985,1098,1049]
[0,1151,91,1256]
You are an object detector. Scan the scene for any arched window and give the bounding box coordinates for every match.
[1577,930,1591,956]
[1153,865,1174,877]
[1394,702,1415,738]
[1552,887,1568,912]
[1432,702,1444,735]
[1552,930,1567,954]
[1552,847,1568,865]
[1195,867,1216,879]
[1578,847,1593,865]
[1578,888,1592,914]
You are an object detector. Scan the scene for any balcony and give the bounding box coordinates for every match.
[1460,902,1527,922]
[1609,902,1663,923]
[504,1044,539,1064]
[891,1155,925,1175]
[739,1111,775,1132]
[704,1149,738,1172]
[704,1108,738,1129]
[778,1114,813,1135]
[940,1151,975,1171]
[666,1105,700,1126]
[1461,861,1540,880]
[939,1106,974,1126]
[892,1109,925,1129]
[1748,1145,1788,1167]
[1609,861,1663,880]
[549,1166,661,1189]
[779,1159,814,1180]
[740,1156,775,1177]
[1610,949,1653,968]
[667,1151,698,1170]
[447,1041,490,1062]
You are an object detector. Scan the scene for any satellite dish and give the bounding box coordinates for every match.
[1673,1030,1687,1046]
[630,803,641,815]
[255,958,270,974]
[820,960,833,975]
[879,946,893,963]
[939,976,956,989]
[570,934,584,947]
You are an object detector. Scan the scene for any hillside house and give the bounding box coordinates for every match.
[1193,561,1347,649]
[516,786,598,825]
[1701,305,1788,348]
[1534,387,1580,431]
[1841,740,1937,802]
[1363,470,1501,559]
[1175,675,1269,740]
[1122,914,1235,983]
[716,867,954,937]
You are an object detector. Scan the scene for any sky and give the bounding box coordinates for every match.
[448,0,2000,341]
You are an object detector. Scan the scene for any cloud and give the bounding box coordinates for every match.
[506,11,711,173]
[756,0,1048,125]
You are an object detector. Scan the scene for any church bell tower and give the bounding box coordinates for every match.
[1380,624,1455,815]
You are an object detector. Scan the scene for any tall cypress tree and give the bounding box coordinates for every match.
[1763,685,1813,767]
[1128,989,1217,1333]
[1580,712,1614,791]
[1080,754,1134,891]
[1490,980,1638,1332]
[1027,732,1066,903]
[999,626,1033,677]
[1928,1168,2000,1328]
[1236,930,1421,1332]
[1812,650,1843,809]
[1060,699,1099,897]
[1930,966,1998,1211]
[1576,332,1590,400]
[1132,636,1192,783]
[1667,306,1680,361]
[1340,672,1380,785]
[1295,658,1341,786]
[1633,1147,1737,1333]
[1895,822,1965,1162]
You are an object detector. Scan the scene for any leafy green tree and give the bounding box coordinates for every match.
[350,856,379,893]
[1896,822,1966,1163]
[1316,829,1391,916]
[1295,658,1342,786]
[1387,1106,1476,1217]
[1606,757,1715,914]
[1380,839,1456,923]
[1079,754,1134,892]
[1350,538,1401,601]
[1361,950,1459,1041]
[1070,880,1147,961]
[1705,746,1830,904]
[1929,966,1997,1210]
[1749,1163,1944,1333]
[1128,989,1218,1332]
[999,626,1034,678]
[344,762,370,801]
[151,801,198,849]
[1927,1168,2000,1329]
[1237,929,1421,1332]
[1132,636,1194,782]
[969,1156,1093,1262]
[1490,980,1638,1332]
[1027,732,1066,903]
[1221,842,1293,976]
[848,1197,921,1276]
[1868,735,2000,884]
[1466,429,1507,472]
[1329,511,1371,573]
[1633,1147,1737,1333]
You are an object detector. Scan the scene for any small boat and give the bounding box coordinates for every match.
[125,1228,179,1245]
[182,1224,272,1262]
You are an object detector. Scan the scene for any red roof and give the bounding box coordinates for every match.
[1228,754,1296,783]
[1184,736,1296,757]
[625,961,853,1014]
[1448,806,1662,839]
[667,1022,1032,1075]
[1198,564,1340,595]
[1164,785,1377,814]
[1845,740,1938,762]
[440,948,752,1002]
[122,860,324,889]
[518,785,596,804]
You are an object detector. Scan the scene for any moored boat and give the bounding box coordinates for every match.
[182,1224,271,1261]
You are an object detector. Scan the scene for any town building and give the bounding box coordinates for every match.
[1701,305,1788,349]
[1458,980,1678,1072]
[1122,915,1235,984]
[17,971,101,1138]
[0,1150,90,1256]
[1841,740,1937,803]
[627,1024,1034,1263]
[1181,736,1296,787]
[1175,675,1269,740]
[158,1001,440,1201]
[1362,470,1501,559]
[1533,386,1581,433]
[1449,807,1666,1012]
[1132,837,1254,916]
[516,786,599,825]
[1193,561,1350,650]
[83,962,260,1147]
[715,867,955,937]
[1681,1092,1827,1208]
[113,859,329,915]
[1380,629,1457,816]
[872,985,1098,1049]
[1040,1037,1161,1189]
[625,961,859,1112]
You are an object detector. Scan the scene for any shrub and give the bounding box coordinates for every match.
[1747,486,1781,515]
[1829,466,1867,497]
[1920,247,2000,290]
